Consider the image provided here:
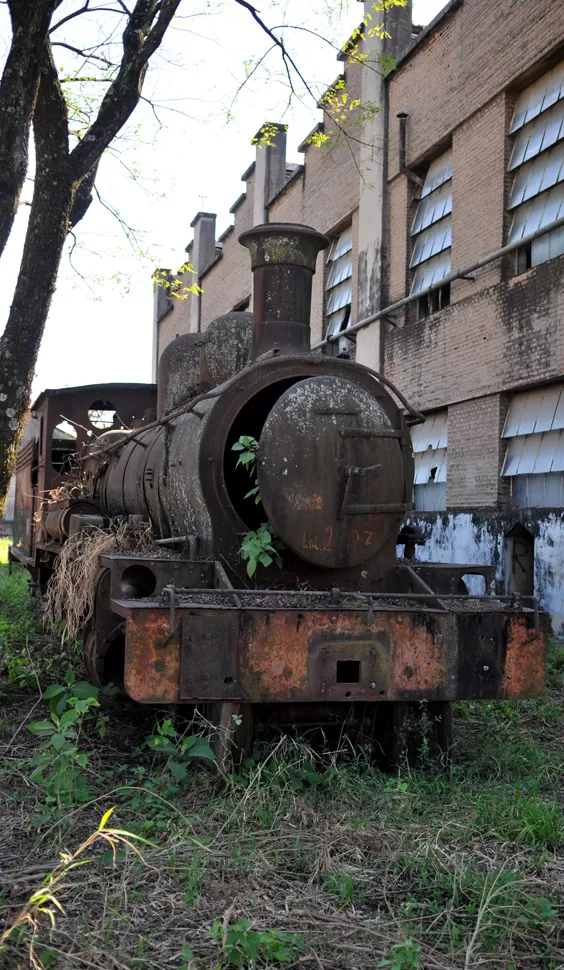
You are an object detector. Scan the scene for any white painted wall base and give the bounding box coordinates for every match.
[398,511,564,636]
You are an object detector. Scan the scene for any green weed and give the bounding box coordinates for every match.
[377,939,421,970]
[27,669,102,820]
[182,855,207,905]
[231,434,261,504]
[475,784,563,848]
[322,870,355,905]
[0,549,70,688]
[210,918,306,967]
[144,717,216,782]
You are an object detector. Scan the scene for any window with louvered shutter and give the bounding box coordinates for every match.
[410,150,452,299]
[411,411,448,511]
[507,62,564,268]
[501,385,564,507]
[325,227,353,338]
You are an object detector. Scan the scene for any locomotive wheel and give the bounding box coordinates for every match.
[83,621,126,689]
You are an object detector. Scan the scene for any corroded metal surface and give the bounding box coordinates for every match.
[124,608,181,703]
[258,375,410,568]
[14,224,548,734]
[239,223,330,358]
[156,314,252,419]
[11,382,156,569]
[502,615,546,698]
[121,602,546,705]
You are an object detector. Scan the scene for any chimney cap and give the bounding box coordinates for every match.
[252,121,288,143]
[239,223,330,271]
[189,211,216,228]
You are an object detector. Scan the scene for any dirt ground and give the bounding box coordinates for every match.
[1,545,563,970]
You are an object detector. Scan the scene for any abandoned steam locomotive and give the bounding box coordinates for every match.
[10,223,547,761]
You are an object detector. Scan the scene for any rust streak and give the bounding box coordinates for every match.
[502,616,546,699]
[124,610,181,703]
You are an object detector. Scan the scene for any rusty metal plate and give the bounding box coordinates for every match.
[236,609,449,702]
[122,604,546,705]
[180,612,245,700]
[257,376,407,568]
[308,631,392,701]
[124,607,180,703]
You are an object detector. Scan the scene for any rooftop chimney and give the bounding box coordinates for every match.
[252,123,288,225]
[189,211,217,332]
[239,223,329,360]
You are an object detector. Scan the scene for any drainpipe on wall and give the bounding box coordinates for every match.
[356,0,413,373]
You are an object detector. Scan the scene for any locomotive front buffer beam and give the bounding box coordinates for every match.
[104,563,547,706]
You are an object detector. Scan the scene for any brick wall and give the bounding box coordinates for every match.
[157,58,364,355]
[450,93,508,301]
[386,0,564,307]
[199,175,256,328]
[386,255,564,409]
[387,176,412,305]
[388,0,564,180]
[157,308,181,362]
[386,253,564,504]
[268,61,362,346]
[383,0,564,507]
[447,394,506,507]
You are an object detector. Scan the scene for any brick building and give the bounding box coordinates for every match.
[153,0,564,634]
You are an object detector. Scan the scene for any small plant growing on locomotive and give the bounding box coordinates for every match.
[231,435,284,577]
[231,435,261,504]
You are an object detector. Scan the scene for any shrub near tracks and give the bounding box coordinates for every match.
[0,549,563,970]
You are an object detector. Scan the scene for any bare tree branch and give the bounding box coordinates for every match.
[270,24,388,78]
[93,185,145,256]
[227,43,277,115]
[49,2,126,34]
[231,0,309,96]
[69,0,182,180]
[230,0,367,176]
[52,42,115,67]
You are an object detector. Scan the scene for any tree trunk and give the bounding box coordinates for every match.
[0,0,183,515]
[0,0,60,258]
[0,48,72,516]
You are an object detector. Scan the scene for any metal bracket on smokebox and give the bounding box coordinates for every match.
[338,462,409,520]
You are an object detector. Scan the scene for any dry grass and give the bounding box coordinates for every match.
[0,694,563,970]
[1,561,564,970]
[43,522,153,644]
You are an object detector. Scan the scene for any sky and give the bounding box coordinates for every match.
[0,0,446,400]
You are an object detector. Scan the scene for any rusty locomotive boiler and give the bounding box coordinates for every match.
[11,223,547,761]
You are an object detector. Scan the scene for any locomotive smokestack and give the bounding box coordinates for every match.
[239,223,329,360]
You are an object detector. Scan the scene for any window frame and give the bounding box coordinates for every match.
[409,148,453,320]
[508,60,564,273]
[324,225,353,344]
